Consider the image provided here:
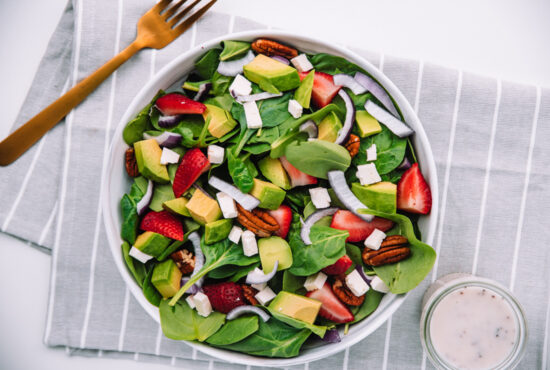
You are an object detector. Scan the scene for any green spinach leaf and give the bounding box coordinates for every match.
[211,72,232,96]
[122,91,164,145]
[206,316,259,345]
[284,140,351,179]
[121,242,147,287]
[203,93,235,111]
[265,306,327,338]
[120,194,139,244]
[159,300,225,341]
[282,270,307,295]
[231,93,293,129]
[345,243,363,268]
[350,290,384,323]
[143,266,162,307]
[227,149,254,193]
[219,40,250,61]
[195,48,221,79]
[353,124,407,175]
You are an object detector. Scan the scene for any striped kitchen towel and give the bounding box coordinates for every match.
[1,0,549,369]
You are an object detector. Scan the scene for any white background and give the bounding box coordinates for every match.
[0,0,549,369]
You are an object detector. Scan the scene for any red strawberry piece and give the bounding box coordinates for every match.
[140,211,184,241]
[202,282,246,314]
[280,156,317,188]
[322,255,353,275]
[330,210,394,242]
[299,71,341,108]
[397,163,432,215]
[268,204,292,239]
[155,93,206,116]
[172,148,210,197]
[306,282,354,323]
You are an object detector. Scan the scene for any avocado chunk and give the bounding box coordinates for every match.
[355,110,382,138]
[203,104,237,138]
[294,70,314,109]
[205,219,233,244]
[151,259,182,298]
[185,188,222,225]
[268,291,321,324]
[134,231,171,258]
[134,139,170,183]
[318,112,343,142]
[258,236,293,273]
[149,184,175,212]
[163,197,190,217]
[352,181,397,213]
[250,179,286,210]
[258,157,291,190]
[243,55,300,93]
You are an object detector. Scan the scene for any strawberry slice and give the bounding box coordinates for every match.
[172,148,210,197]
[280,156,317,188]
[306,282,354,323]
[203,282,246,314]
[299,71,341,108]
[268,204,292,239]
[140,211,184,241]
[155,93,206,116]
[330,210,394,242]
[397,163,432,214]
[322,255,353,275]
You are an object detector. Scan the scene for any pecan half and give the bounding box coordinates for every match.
[125,147,139,177]
[332,276,365,306]
[170,249,195,275]
[236,203,280,237]
[344,134,360,158]
[251,38,298,59]
[362,235,410,266]
[241,284,259,305]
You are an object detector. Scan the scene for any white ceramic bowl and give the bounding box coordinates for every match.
[102,30,439,367]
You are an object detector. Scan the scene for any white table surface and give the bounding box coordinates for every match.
[0,1,548,369]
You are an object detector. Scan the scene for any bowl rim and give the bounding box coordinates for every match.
[101,29,439,367]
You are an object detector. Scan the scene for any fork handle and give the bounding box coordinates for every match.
[0,41,142,166]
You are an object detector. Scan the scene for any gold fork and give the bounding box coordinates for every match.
[0,0,217,166]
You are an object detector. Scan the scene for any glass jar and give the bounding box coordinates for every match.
[420,273,528,370]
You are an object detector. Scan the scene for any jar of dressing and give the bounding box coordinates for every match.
[420,273,527,370]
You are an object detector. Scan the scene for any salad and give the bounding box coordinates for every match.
[119,38,436,358]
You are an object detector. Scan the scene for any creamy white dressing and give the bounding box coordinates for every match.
[429,286,518,370]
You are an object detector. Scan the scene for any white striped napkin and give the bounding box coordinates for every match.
[1,0,549,369]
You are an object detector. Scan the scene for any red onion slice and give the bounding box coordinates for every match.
[158,115,184,129]
[355,265,371,286]
[185,232,204,292]
[321,328,341,343]
[193,83,212,102]
[235,92,282,103]
[226,305,271,322]
[143,131,182,148]
[299,120,318,138]
[364,101,413,138]
[270,55,290,65]
[354,72,399,117]
[245,261,279,285]
[334,90,355,145]
[208,176,260,211]
[136,180,153,216]
[397,157,412,171]
[217,50,255,77]
[333,74,367,95]
[327,170,374,222]
[301,208,339,245]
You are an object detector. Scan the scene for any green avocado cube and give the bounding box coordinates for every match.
[268,291,321,324]
[185,188,222,225]
[243,55,300,93]
[250,179,286,210]
[203,104,237,138]
[163,197,191,217]
[205,219,233,245]
[258,236,293,273]
[355,111,382,138]
[134,231,171,258]
[258,157,291,190]
[133,139,170,183]
[318,112,343,142]
[149,184,175,212]
[151,259,182,298]
[351,181,397,213]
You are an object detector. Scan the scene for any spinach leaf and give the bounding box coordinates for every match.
[308,53,366,75]
[220,40,250,61]
[195,48,221,79]
[169,236,260,305]
[243,143,271,155]
[227,149,254,193]
[143,266,162,307]
[129,176,148,201]
[231,94,292,129]
[149,184,175,212]
[288,215,348,276]
[122,91,164,145]
[284,140,351,179]
[265,306,327,338]
[353,124,407,175]
[303,201,316,219]
[211,72,232,96]
[175,126,199,148]
[120,194,139,244]
[243,154,258,178]
[230,262,261,282]
[282,270,306,295]
[248,127,280,145]
[285,188,311,213]
[121,242,147,287]
[203,93,235,111]
[212,318,311,358]
[349,290,384,323]
[206,316,259,345]
[159,300,225,341]
[345,243,363,268]
[358,209,436,294]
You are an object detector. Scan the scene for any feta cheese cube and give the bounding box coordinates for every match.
[251,282,267,291]
[243,101,263,129]
[290,54,313,73]
[228,225,243,244]
[241,230,258,256]
[207,145,224,164]
[160,147,180,165]
[366,144,377,162]
[193,292,213,317]
[345,270,370,297]
[304,272,328,291]
[129,246,153,264]
[185,295,196,309]
[288,99,303,118]
[364,228,386,250]
[309,187,331,209]
[255,286,276,305]
[229,74,252,96]
[370,276,390,293]
[356,163,382,186]
[216,192,237,219]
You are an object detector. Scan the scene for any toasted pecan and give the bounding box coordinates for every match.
[170,249,195,275]
[362,235,410,266]
[236,203,280,237]
[344,134,360,158]
[125,147,139,177]
[251,38,299,59]
[332,276,365,306]
[241,284,259,305]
